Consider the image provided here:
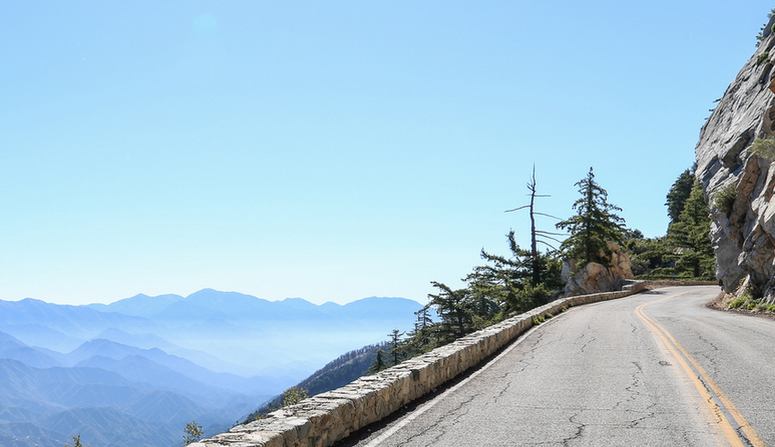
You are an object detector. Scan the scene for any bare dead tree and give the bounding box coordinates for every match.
[505,166,564,285]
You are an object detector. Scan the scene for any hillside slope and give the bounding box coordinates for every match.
[244,342,387,421]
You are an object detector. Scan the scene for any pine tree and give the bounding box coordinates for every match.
[411,306,433,347]
[370,349,386,373]
[414,306,433,332]
[388,329,404,365]
[556,167,625,265]
[65,435,85,447]
[427,282,473,343]
[665,167,695,223]
[667,181,715,279]
[183,421,204,445]
[465,230,560,314]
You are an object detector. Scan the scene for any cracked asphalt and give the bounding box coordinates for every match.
[342,286,775,447]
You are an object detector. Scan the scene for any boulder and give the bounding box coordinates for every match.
[562,242,634,296]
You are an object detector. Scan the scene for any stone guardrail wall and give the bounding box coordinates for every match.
[191,280,715,447]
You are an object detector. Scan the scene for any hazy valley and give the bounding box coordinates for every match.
[0,290,423,446]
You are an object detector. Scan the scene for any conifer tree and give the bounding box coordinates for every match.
[65,435,85,447]
[665,166,695,223]
[667,181,715,279]
[414,306,433,332]
[427,282,473,343]
[183,422,204,445]
[556,167,625,265]
[370,349,386,373]
[411,306,433,347]
[388,329,404,365]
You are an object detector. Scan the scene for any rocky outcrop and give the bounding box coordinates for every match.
[561,242,634,296]
[695,13,775,303]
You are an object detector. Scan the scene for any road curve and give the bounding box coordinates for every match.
[341,286,775,447]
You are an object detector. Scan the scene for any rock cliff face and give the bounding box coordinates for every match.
[695,14,775,302]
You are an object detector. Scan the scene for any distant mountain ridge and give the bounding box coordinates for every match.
[0,289,424,447]
[86,289,422,321]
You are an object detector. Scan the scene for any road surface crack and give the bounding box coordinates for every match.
[695,333,722,375]
[612,361,644,411]
[626,402,658,428]
[414,393,480,446]
[492,329,549,403]
[579,335,597,353]
[561,411,586,447]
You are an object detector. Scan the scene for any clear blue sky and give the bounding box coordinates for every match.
[0,1,770,305]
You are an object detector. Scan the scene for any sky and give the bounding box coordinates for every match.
[0,1,771,305]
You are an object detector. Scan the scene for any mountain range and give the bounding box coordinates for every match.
[0,289,423,446]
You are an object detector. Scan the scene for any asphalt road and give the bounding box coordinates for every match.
[342,286,775,447]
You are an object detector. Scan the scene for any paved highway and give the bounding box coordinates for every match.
[342,286,775,447]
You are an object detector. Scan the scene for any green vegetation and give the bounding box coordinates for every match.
[749,137,775,160]
[65,435,86,447]
[556,167,625,265]
[368,165,714,374]
[665,167,695,223]
[370,349,386,373]
[756,8,775,42]
[713,183,737,216]
[728,291,775,312]
[628,168,716,280]
[244,164,720,427]
[757,52,771,66]
[183,422,204,445]
[282,386,309,407]
[244,343,388,422]
[668,181,716,279]
[361,169,566,370]
[388,329,404,365]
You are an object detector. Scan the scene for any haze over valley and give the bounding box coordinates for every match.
[0,290,422,446]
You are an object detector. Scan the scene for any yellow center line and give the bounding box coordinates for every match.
[634,293,765,447]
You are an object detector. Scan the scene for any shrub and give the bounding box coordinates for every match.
[758,52,771,65]
[728,295,748,309]
[750,137,775,160]
[282,386,308,407]
[756,8,775,42]
[713,183,737,216]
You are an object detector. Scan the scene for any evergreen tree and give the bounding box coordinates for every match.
[183,421,204,445]
[625,166,715,279]
[665,167,695,223]
[625,232,672,277]
[410,306,434,348]
[427,282,473,343]
[388,329,404,365]
[65,435,85,447]
[370,349,386,373]
[556,167,625,265]
[414,306,433,333]
[465,231,561,315]
[667,181,715,279]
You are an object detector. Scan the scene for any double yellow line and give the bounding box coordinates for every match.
[634,297,764,447]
